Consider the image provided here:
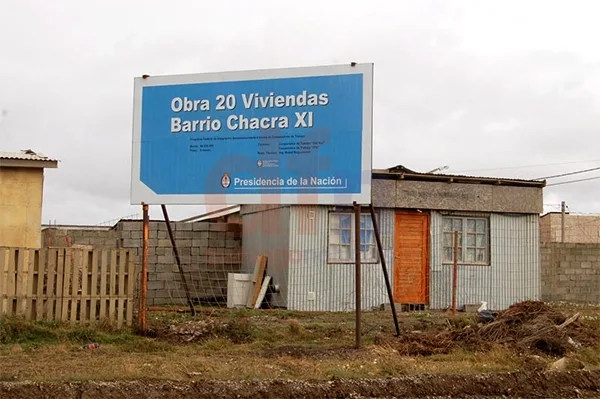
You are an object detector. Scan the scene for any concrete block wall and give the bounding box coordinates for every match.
[116,220,242,306]
[541,243,600,303]
[42,228,119,248]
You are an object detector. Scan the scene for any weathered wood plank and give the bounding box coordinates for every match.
[125,251,135,327]
[109,250,117,324]
[25,250,36,319]
[89,249,99,324]
[80,250,90,323]
[45,248,57,321]
[61,249,72,322]
[36,249,46,321]
[117,249,126,328]
[6,249,17,316]
[69,249,79,325]
[55,249,65,320]
[15,249,26,316]
[0,248,8,315]
[99,250,108,321]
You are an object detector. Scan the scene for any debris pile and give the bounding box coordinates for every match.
[164,319,220,342]
[392,301,599,356]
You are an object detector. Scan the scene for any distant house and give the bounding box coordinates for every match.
[240,165,546,312]
[540,212,600,244]
[0,150,58,248]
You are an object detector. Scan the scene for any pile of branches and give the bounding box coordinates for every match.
[393,301,599,356]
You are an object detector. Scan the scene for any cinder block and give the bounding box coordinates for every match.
[179,247,192,256]
[209,231,226,240]
[177,223,193,231]
[209,239,225,248]
[193,231,209,239]
[210,223,228,232]
[158,231,168,239]
[158,255,175,264]
[581,262,592,269]
[191,247,208,256]
[131,230,143,239]
[148,238,158,247]
[149,221,161,231]
[122,221,141,231]
[175,231,194,239]
[192,239,209,247]
[175,239,192,248]
[192,222,210,231]
[147,281,165,290]
[158,239,172,247]
[122,239,140,248]
[149,230,158,239]
[226,239,240,248]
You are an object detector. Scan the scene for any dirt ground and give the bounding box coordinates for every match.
[0,370,600,399]
[0,301,599,398]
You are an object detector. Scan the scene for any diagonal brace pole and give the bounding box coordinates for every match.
[161,204,196,316]
[369,203,400,336]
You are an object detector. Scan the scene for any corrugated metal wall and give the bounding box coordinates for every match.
[287,206,395,311]
[429,211,540,311]
[241,206,290,308]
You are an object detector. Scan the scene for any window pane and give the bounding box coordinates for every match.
[443,218,452,232]
[443,247,453,262]
[340,215,351,228]
[341,229,351,245]
[443,233,453,246]
[329,245,340,261]
[330,214,340,229]
[458,233,463,247]
[457,249,463,261]
[340,246,351,261]
[466,233,476,247]
[330,230,340,244]
[466,248,476,262]
[467,219,476,233]
[476,234,486,247]
[452,218,463,231]
[476,249,486,262]
[476,219,486,233]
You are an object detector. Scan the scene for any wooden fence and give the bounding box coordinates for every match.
[0,247,136,327]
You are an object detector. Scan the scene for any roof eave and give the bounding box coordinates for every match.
[372,170,546,188]
[0,159,59,169]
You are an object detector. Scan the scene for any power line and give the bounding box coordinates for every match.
[454,159,600,173]
[546,175,600,187]
[535,166,600,180]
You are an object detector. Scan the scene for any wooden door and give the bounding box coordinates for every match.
[393,211,429,304]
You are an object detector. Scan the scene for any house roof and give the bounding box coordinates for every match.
[373,165,546,188]
[0,150,58,168]
[180,205,241,223]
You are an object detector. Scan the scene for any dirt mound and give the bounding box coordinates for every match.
[391,301,599,357]
[1,370,600,398]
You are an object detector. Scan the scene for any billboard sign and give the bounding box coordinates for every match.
[130,63,373,205]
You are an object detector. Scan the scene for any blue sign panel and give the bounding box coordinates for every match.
[131,63,373,205]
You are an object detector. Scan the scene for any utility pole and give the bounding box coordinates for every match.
[561,201,566,243]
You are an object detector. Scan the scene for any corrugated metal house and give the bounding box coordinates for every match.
[241,165,546,312]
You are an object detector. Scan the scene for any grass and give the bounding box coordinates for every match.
[0,306,598,382]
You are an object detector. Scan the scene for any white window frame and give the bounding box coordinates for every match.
[442,216,490,266]
[327,211,379,264]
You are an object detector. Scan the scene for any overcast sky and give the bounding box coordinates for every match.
[1,0,599,225]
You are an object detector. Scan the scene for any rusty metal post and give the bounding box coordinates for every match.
[139,203,149,331]
[354,201,362,348]
[369,204,400,336]
[452,230,459,317]
[161,204,196,316]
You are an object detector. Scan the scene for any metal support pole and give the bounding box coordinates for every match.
[369,203,400,336]
[353,202,362,349]
[161,204,196,316]
[561,201,566,243]
[139,203,149,331]
[452,230,459,317]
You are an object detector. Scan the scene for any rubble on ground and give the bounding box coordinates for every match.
[391,301,600,357]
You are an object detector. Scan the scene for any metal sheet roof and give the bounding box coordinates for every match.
[0,149,58,162]
[373,165,546,188]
